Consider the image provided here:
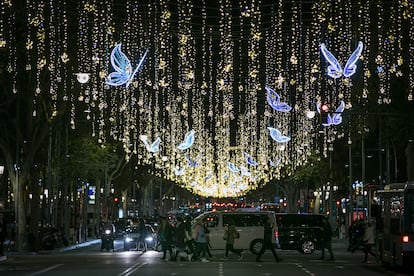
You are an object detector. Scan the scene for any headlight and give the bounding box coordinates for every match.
[125,237,134,242]
[105,229,111,235]
[145,237,153,242]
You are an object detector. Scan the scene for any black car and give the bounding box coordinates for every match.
[275,213,327,254]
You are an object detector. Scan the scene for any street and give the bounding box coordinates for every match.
[0,238,410,276]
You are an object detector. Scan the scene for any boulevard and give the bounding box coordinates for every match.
[0,239,410,276]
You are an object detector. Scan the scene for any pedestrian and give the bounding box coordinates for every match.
[0,218,6,257]
[223,219,243,260]
[184,216,195,257]
[192,220,209,262]
[173,217,192,261]
[158,217,173,260]
[339,222,346,240]
[203,220,213,258]
[256,217,281,262]
[362,220,376,263]
[318,218,334,260]
[137,218,147,252]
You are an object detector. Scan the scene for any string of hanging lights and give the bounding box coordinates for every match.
[1,0,413,197]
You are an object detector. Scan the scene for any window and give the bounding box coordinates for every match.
[223,214,268,227]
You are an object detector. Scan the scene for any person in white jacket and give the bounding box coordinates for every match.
[362,221,376,263]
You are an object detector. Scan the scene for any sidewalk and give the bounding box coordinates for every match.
[1,239,101,260]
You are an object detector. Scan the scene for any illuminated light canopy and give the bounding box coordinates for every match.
[139,135,161,153]
[177,130,196,150]
[267,127,291,143]
[75,73,90,84]
[320,41,363,78]
[106,43,147,87]
[265,86,292,112]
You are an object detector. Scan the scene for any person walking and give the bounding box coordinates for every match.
[158,217,173,261]
[362,220,376,263]
[256,217,281,262]
[136,218,147,252]
[173,217,192,261]
[223,220,243,260]
[192,220,209,262]
[0,218,6,258]
[318,218,334,260]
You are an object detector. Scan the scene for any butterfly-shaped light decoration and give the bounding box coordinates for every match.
[204,172,213,181]
[174,166,186,176]
[228,162,240,173]
[177,130,196,150]
[320,41,363,78]
[139,135,161,153]
[267,127,291,143]
[185,156,198,167]
[265,86,292,112]
[317,100,345,127]
[240,166,251,177]
[269,158,281,167]
[244,152,258,166]
[106,43,148,87]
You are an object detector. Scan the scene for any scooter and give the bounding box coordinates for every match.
[101,228,114,252]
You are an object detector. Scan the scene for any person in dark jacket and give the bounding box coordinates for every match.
[0,218,6,257]
[256,217,281,262]
[137,218,147,252]
[318,218,334,260]
[158,217,173,260]
[173,216,192,261]
[223,220,243,260]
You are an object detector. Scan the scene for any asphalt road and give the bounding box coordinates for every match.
[0,238,411,276]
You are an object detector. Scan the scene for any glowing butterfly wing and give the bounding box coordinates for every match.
[267,127,291,143]
[177,130,196,150]
[240,166,251,177]
[149,137,161,153]
[126,49,148,88]
[204,172,213,180]
[139,135,151,151]
[322,114,333,127]
[186,156,198,167]
[332,100,345,125]
[244,152,258,166]
[265,86,292,112]
[343,41,363,78]
[174,166,185,176]
[320,43,343,79]
[228,162,240,173]
[269,158,281,167]
[106,44,132,86]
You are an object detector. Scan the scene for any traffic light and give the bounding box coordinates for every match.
[114,197,119,203]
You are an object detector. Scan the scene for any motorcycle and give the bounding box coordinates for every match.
[101,226,115,252]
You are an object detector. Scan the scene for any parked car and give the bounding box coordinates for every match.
[123,224,157,251]
[193,210,279,255]
[274,213,327,254]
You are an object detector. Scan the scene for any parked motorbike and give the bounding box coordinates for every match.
[101,225,115,252]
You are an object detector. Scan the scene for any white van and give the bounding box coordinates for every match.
[193,210,279,254]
